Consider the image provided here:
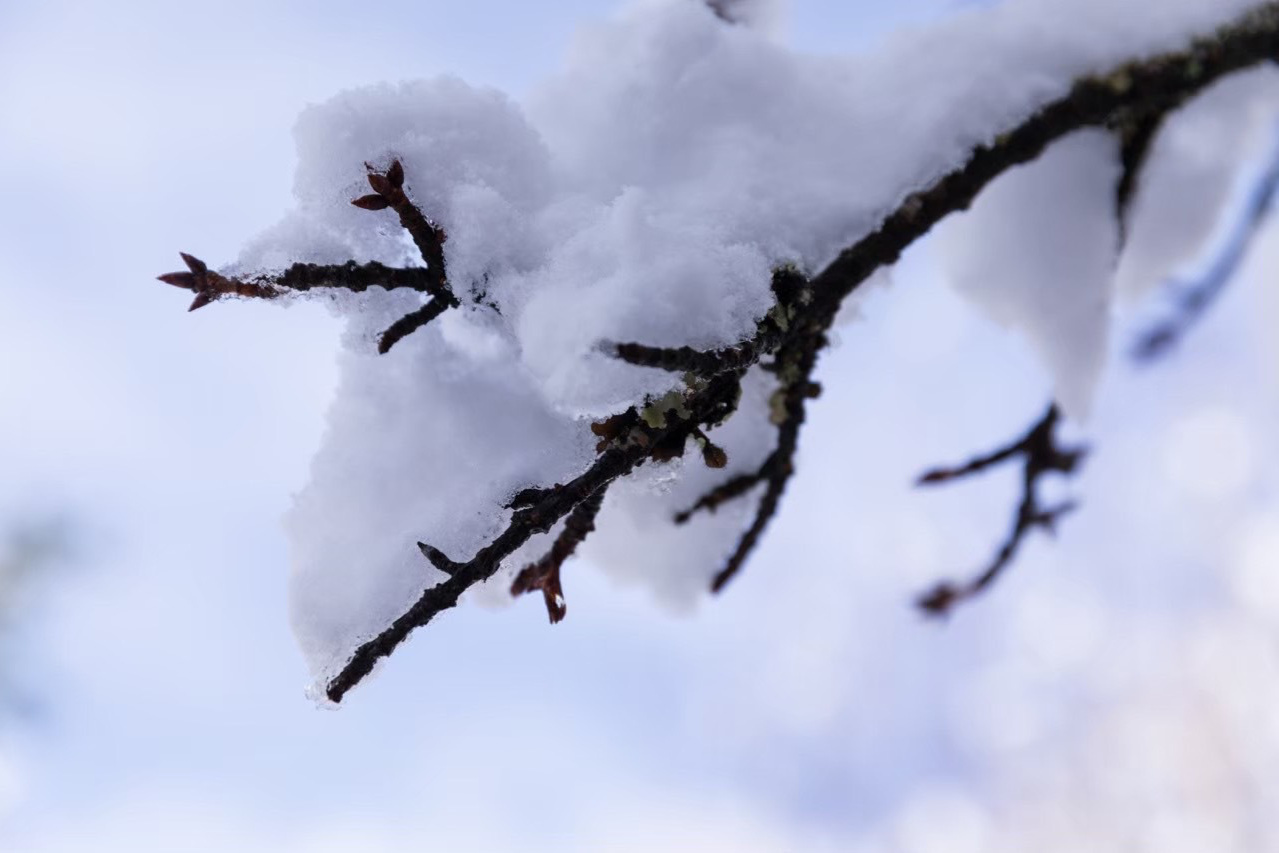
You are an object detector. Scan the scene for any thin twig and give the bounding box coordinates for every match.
[157,258,441,309]
[710,339,818,592]
[1114,108,1170,247]
[510,488,607,623]
[675,471,764,524]
[915,405,1087,616]
[377,299,452,354]
[334,6,1279,694]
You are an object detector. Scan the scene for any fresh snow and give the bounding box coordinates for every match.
[231,0,1278,686]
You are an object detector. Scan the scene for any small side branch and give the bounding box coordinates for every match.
[675,471,763,524]
[325,370,746,702]
[915,405,1087,616]
[708,344,818,593]
[613,267,806,377]
[377,299,452,354]
[158,253,280,312]
[157,257,446,311]
[356,160,461,351]
[510,488,606,623]
[1133,125,1279,361]
[1113,109,1170,246]
[357,160,454,306]
[613,329,783,378]
[274,260,442,294]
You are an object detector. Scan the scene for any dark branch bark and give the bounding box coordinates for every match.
[376,299,453,354]
[709,338,818,592]
[510,488,606,623]
[1114,109,1169,246]
[675,470,763,524]
[356,160,461,350]
[274,260,442,294]
[158,258,443,310]
[613,333,783,377]
[914,405,1088,616]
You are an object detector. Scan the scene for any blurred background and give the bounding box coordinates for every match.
[1,0,1277,850]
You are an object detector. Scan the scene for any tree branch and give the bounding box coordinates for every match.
[510,487,606,623]
[914,405,1087,616]
[357,160,455,307]
[376,299,453,354]
[157,257,446,311]
[805,5,1279,325]
[1113,108,1170,247]
[709,384,808,592]
[161,3,1279,701]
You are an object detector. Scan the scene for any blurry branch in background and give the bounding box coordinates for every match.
[914,405,1087,617]
[1133,123,1279,360]
[705,0,747,25]
[0,517,74,718]
[160,3,1279,702]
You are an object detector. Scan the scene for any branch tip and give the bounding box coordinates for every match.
[417,541,461,576]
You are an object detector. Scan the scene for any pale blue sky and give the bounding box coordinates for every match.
[1,1,1276,850]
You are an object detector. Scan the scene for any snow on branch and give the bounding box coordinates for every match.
[162,159,456,352]
[159,2,1279,703]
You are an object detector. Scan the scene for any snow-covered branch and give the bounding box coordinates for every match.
[160,1,1279,703]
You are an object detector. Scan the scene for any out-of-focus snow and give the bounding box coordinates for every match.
[936,130,1120,419]
[251,0,1278,685]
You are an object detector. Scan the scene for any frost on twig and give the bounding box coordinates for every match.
[914,405,1087,617]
